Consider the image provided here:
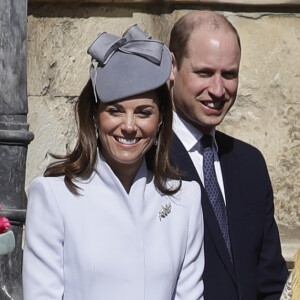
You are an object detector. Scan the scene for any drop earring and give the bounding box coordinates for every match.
[154,131,160,146]
[94,123,99,139]
[154,121,162,146]
[93,117,99,139]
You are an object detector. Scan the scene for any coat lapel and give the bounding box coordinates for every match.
[170,133,236,283]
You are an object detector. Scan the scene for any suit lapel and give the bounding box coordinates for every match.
[170,133,236,283]
[170,133,200,182]
[216,131,244,289]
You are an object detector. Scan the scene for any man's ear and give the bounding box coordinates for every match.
[169,52,177,82]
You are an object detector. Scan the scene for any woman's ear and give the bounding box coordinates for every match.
[169,52,177,82]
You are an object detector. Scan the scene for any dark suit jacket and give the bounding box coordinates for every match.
[170,130,288,300]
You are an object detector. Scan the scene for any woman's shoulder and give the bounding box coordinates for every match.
[180,180,201,204]
[29,176,69,196]
[30,175,65,187]
[164,179,201,208]
[181,179,201,190]
[163,178,200,191]
[175,179,201,196]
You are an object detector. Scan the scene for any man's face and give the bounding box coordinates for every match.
[170,27,241,134]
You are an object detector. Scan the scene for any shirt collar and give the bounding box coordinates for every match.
[172,111,218,152]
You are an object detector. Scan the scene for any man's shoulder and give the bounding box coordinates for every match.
[216,130,262,155]
[215,130,269,168]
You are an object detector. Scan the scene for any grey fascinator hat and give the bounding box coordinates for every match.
[87,24,172,103]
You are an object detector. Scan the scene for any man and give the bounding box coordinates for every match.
[169,10,288,300]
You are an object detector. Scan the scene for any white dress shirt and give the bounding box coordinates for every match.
[173,112,227,204]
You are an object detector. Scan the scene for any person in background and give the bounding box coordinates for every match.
[0,204,14,256]
[280,249,300,300]
[169,10,288,300]
[22,25,204,300]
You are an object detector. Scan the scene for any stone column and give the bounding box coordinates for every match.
[0,0,33,299]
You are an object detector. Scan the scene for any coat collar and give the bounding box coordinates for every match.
[93,150,149,198]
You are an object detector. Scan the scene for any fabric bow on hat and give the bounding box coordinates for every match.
[87,24,172,104]
[87,24,164,66]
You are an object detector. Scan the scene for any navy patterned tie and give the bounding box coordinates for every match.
[201,135,232,261]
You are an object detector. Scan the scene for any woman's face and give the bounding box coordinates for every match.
[97,91,161,172]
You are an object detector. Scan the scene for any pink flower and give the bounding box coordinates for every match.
[0,217,10,234]
[0,204,11,234]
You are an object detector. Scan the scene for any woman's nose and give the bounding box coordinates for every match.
[121,114,137,132]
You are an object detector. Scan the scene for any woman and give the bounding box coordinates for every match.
[23,25,204,300]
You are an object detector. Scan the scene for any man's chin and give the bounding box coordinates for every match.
[193,117,226,133]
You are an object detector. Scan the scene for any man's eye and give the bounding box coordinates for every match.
[196,71,211,77]
[222,72,238,79]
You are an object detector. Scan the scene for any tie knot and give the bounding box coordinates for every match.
[201,135,213,149]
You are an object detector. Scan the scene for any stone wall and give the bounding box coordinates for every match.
[26,2,300,262]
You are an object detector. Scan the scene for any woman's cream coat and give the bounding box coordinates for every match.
[23,153,204,300]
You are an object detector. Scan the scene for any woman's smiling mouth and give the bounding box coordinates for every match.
[115,137,140,145]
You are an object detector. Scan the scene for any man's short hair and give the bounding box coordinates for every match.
[169,10,241,69]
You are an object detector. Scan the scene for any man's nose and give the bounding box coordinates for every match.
[121,114,137,132]
[208,74,225,98]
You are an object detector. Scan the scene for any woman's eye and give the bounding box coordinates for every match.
[138,110,152,117]
[107,108,121,115]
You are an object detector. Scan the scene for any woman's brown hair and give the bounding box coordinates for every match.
[44,79,181,195]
